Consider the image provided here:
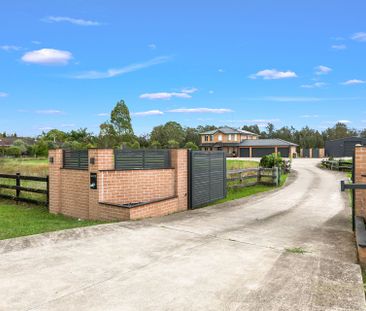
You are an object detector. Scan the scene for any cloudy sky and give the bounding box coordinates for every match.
[1,0,366,136]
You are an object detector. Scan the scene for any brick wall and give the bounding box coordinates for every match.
[48,148,188,221]
[355,146,366,218]
[100,169,175,205]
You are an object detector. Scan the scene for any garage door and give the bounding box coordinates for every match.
[239,148,250,157]
[252,148,275,157]
[277,147,289,158]
[313,148,319,158]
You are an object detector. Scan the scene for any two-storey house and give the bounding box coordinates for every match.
[199,126,298,158]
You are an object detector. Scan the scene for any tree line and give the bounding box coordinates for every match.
[1,99,365,157]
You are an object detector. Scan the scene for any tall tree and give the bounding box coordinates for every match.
[110,100,134,136]
[242,125,261,135]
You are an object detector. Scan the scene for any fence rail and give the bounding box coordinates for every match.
[0,173,49,206]
[227,167,281,189]
[321,159,352,171]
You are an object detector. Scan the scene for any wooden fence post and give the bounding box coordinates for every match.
[16,172,20,204]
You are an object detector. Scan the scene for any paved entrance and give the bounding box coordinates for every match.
[0,159,365,310]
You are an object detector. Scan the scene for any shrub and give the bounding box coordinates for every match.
[184,141,199,150]
[5,146,22,157]
[150,140,161,149]
[260,153,283,168]
[167,139,179,149]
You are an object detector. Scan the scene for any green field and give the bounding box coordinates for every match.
[0,202,105,240]
[226,159,259,170]
[0,157,48,176]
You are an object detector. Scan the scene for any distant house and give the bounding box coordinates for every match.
[199,126,298,158]
[0,137,36,148]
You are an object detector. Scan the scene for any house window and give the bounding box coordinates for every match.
[205,135,209,141]
[218,134,222,141]
[210,135,213,141]
[234,134,237,141]
[228,134,232,141]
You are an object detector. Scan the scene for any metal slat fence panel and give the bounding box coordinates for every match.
[189,151,226,209]
[63,150,89,170]
[114,149,171,170]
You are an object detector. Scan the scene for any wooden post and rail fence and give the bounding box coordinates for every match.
[227,167,281,189]
[0,173,49,206]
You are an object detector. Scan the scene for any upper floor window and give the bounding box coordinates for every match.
[218,134,223,141]
[234,134,237,141]
[210,135,213,141]
[204,135,209,141]
[228,134,232,141]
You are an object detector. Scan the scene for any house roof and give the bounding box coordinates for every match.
[239,138,298,147]
[0,137,36,147]
[200,126,259,136]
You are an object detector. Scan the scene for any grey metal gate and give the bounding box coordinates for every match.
[313,148,320,158]
[303,148,310,158]
[188,151,226,209]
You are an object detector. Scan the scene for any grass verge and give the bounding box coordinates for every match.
[0,157,48,176]
[0,201,106,240]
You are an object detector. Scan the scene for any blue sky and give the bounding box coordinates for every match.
[1,0,366,136]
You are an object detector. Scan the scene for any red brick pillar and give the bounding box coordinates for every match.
[88,149,114,219]
[171,149,188,211]
[355,146,366,218]
[48,149,63,214]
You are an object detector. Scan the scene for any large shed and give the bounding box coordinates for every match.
[325,136,366,157]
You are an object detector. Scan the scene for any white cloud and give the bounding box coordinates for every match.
[31,40,41,45]
[132,110,164,116]
[315,65,332,75]
[250,69,297,80]
[38,127,54,131]
[148,43,157,49]
[0,92,8,97]
[331,44,346,50]
[351,32,366,42]
[0,45,21,51]
[337,120,351,124]
[97,113,109,117]
[140,87,197,100]
[61,123,75,128]
[43,16,101,26]
[21,48,72,65]
[71,56,170,79]
[301,82,327,88]
[209,90,214,94]
[342,79,365,85]
[35,109,63,115]
[218,69,224,73]
[168,108,233,114]
[301,114,319,118]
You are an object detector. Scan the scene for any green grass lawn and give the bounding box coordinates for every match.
[213,173,288,205]
[0,202,106,240]
[227,159,259,170]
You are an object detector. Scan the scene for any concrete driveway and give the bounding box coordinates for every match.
[1,159,365,311]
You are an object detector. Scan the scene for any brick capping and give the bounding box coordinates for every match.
[99,168,174,172]
[99,195,178,209]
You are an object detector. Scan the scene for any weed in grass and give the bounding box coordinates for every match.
[285,247,308,254]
